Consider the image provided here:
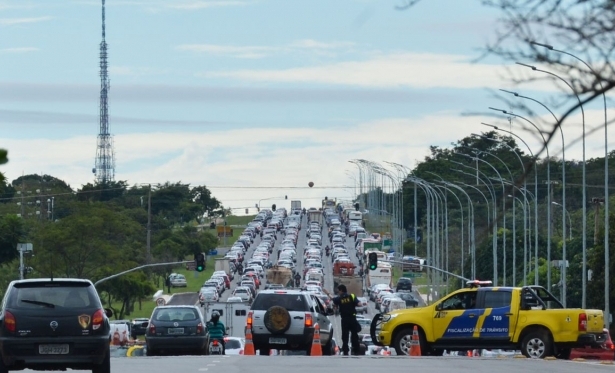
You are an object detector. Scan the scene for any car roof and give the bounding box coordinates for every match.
[11,278,93,285]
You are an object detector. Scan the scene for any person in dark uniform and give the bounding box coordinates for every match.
[324,284,360,355]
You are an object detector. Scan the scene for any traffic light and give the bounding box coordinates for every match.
[195,253,205,272]
[368,252,378,271]
[272,204,276,211]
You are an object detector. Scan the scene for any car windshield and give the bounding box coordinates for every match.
[11,282,97,309]
[154,308,198,321]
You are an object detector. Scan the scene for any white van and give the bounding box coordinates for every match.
[348,211,362,222]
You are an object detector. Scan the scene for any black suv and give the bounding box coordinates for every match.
[0,278,112,373]
[396,277,413,292]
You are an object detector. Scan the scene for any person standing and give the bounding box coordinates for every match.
[323,284,360,355]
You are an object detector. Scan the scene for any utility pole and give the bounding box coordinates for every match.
[147,185,151,264]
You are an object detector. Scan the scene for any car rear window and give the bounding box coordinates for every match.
[225,339,242,349]
[9,282,99,309]
[251,294,308,312]
[154,308,198,321]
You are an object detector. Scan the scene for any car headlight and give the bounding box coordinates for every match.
[381,313,399,323]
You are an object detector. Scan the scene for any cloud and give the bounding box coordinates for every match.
[0,16,52,25]
[176,44,276,59]
[289,39,356,50]
[0,82,444,104]
[0,47,38,53]
[0,109,228,127]
[166,1,249,9]
[203,52,509,89]
[176,39,356,59]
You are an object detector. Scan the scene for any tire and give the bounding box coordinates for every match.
[393,327,426,356]
[92,348,110,373]
[323,335,333,356]
[146,348,157,357]
[521,330,552,359]
[264,306,291,334]
[0,355,8,373]
[555,347,571,360]
[259,347,270,356]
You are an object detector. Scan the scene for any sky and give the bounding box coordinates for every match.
[0,0,611,213]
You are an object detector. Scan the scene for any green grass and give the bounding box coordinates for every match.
[225,215,256,226]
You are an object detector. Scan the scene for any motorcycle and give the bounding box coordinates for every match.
[294,278,301,287]
[209,338,225,355]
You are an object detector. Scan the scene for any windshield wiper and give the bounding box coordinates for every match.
[20,299,55,308]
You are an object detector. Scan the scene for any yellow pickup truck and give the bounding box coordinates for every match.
[370,284,605,359]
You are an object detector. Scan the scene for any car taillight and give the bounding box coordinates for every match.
[247,311,253,329]
[213,340,219,346]
[149,323,156,335]
[305,313,313,327]
[578,313,587,331]
[239,349,244,355]
[4,311,15,333]
[92,309,104,331]
[197,322,203,334]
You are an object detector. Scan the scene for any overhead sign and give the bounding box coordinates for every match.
[216,226,233,237]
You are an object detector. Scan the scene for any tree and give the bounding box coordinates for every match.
[0,215,26,265]
[0,148,6,186]
[191,185,221,217]
[32,202,145,280]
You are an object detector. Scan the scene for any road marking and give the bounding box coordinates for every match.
[198,369,208,371]
[212,360,220,363]
[207,363,216,366]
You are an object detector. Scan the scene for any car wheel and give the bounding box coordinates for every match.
[393,327,426,356]
[264,306,291,334]
[92,348,111,373]
[146,348,157,357]
[258,347,270,356]
[0,355,9,373]
[521,330,552,359]
[323,335,334,356]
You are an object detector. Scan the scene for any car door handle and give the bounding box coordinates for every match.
[293,316,304,320]
[505,313,513,316]
[468,314,476,318]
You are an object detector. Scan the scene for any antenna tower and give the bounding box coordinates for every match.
[93,0,115,183]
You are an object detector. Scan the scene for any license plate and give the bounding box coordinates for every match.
[39,344,69,354]
[269,337,286,344]
[210,346,221,353]
[168,328,184,335]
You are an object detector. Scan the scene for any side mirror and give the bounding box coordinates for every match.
[141,321,149,328]
[104,308,113,318]
[327,308,335,316]
[435,303,442,311]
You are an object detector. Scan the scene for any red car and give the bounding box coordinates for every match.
[570,328,614,360]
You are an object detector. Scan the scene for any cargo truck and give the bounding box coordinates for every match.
[308,211,325,226]
[214,258,232,278]
[290,200,302,211]
[332,262,363,296]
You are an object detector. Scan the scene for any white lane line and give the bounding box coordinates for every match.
[212,360,220,362]
[198,369,208,371]
[207,363,216,366]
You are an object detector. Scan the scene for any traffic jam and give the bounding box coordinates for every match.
[113,200,615,360]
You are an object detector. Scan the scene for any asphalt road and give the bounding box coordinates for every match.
[25,354,615,373]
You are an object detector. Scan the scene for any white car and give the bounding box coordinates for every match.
[232,287,252,302]
[224,337,246,355]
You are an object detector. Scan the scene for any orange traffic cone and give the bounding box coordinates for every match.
[310,324,322,356]
[244,327,255,355]
[467,350,473,357]
[409,325,421,356]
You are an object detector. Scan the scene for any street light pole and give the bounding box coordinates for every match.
[481,124,539,285]
[553,202,572,240]
[529,41,608,325]
[490,108,552,289]
[516,62,587,308]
